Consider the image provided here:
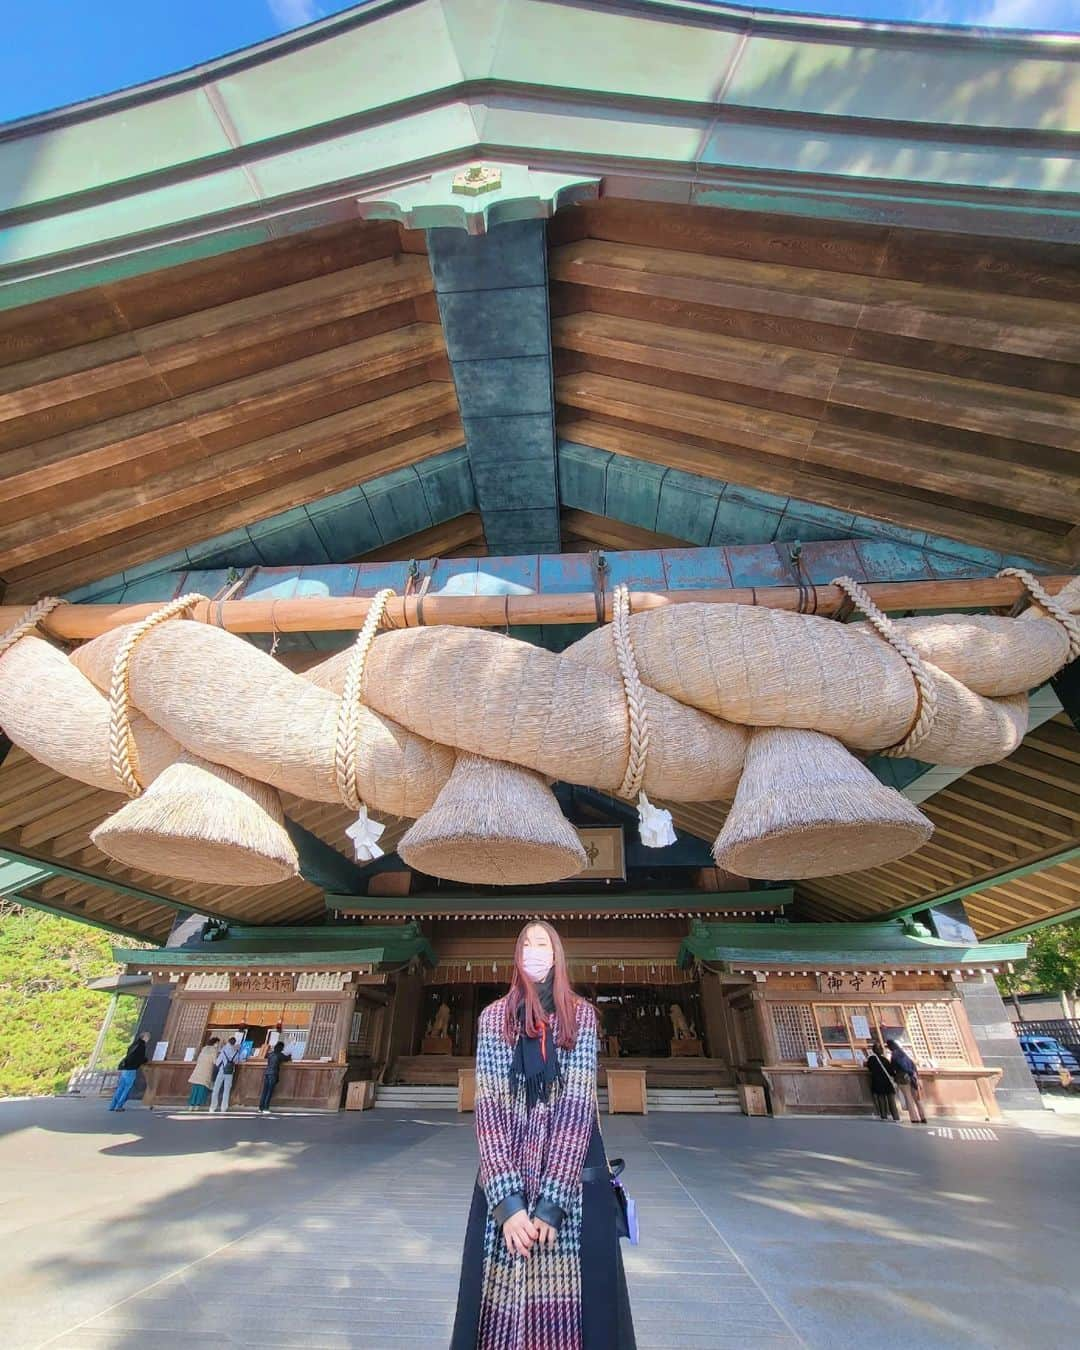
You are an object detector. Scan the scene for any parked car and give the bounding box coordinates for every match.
[1017,1034,1080,1086]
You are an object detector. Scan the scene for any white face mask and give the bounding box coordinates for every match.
[521,946,554,982]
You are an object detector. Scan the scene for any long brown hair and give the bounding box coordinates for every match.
[502,920,581,1050]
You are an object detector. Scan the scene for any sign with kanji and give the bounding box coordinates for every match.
[231,974,295,994]
[575,827,626,879]
[817,972,893,995]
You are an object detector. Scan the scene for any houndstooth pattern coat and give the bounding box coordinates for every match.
[472,996,599,1350]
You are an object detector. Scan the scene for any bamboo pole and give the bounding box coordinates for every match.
[1,575,1076,640]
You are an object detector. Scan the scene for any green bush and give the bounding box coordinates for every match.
[0,903,142,1097]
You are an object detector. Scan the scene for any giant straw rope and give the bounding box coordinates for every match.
[1,570,1079,886]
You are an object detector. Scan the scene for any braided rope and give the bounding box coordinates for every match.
[0,596,68,659]
[610,583,651,797]
[831,576,939,759]
[998,567,1080,662]
[334,589,395,810]
[108,594,207,798]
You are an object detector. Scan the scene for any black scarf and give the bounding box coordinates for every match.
[509,972,562,1110]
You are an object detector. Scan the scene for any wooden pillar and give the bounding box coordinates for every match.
[87,994,119,1071]
[698,971,730,1062]
[461,985,478,1056]
[754,990,779,1064]
[752,990,786,1115]
[333,992,354,1064]
[383,966,424,1079]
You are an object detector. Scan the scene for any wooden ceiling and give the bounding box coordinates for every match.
[0,746,343,941]
[550,201,1080,568]
[0,220,461,601]
[2,197,1079,942]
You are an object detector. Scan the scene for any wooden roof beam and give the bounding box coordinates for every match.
[5,573,1077,639]
[877,842,1080,921]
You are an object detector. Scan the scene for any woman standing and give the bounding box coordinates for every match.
[187,1037,219,1110]
[865,1041,901,1121]
[451,921,636,1350]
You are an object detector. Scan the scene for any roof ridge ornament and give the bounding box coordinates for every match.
[355,161,599,234]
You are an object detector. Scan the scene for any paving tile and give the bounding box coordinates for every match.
[22,1101,1077,1350]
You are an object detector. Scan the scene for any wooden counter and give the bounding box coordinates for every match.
[143,1061,347,1111]
[759,1065,1002,1120]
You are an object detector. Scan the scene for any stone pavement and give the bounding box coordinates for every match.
[0,1098,1077,1350]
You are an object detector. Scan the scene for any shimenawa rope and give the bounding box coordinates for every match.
[107,594,207,797]
[830,576,939,758]
[998,567,1080,661]
[610,583,676,847]
[0,596,68,659]
[334,588,394,859]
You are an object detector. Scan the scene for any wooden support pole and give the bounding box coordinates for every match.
[1,575,1076,640]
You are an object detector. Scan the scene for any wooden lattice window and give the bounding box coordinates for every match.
[903,1008,931,1062]
[763,1001,971,1069]
[772,1004,823,1062]
[170,1001,210,1057]
[306,1003,339,1060]
[349,1006,379,1056]
[910,1003,966,1064]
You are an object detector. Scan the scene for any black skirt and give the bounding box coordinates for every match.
[450,1119,637,1349]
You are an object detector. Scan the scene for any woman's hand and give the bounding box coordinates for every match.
[502,1210,539,1258]
[534,1219,558,1250]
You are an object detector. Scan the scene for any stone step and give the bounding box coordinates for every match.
[374,1086,742,1112]
[647,1088,741,1113]
[373,1086,459,1109]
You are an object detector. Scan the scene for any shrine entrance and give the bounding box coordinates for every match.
[587,983,705,1059]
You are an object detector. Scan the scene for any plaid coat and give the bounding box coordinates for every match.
[473,995,599,1350]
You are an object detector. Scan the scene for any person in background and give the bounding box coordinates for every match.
[187,1037,220,1111]
[865,1041,901,1121]
[209,1035,241,1113]
[108,1031,150,1111]
[887,1037,929,1124]
[259,1038,292,1113]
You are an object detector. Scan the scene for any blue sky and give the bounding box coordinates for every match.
[0,0,1075,125]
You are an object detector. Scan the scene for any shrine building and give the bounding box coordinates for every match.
[0,0,1077,1121]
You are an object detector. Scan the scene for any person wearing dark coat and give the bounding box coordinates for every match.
[865,1042,900,1121]
[451,920,636,1350]
[887,1038,928,1123]
[258,1040,292,1113]
[108,1031,150,1111]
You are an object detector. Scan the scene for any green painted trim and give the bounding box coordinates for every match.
[879,846,1080,922]
[677,919,1027,970]
[112,939,436,969]
[114,945,394,968]
[114,920,435,967]
[987,905,1080,943]
[327,888,790,916]
[9,892,158,943]
[0,858,53,897]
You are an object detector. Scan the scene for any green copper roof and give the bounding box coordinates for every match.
[113,922,435,968]
[328,888,791,917]
[2,0,1076,308]
[678,920,1027,970]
